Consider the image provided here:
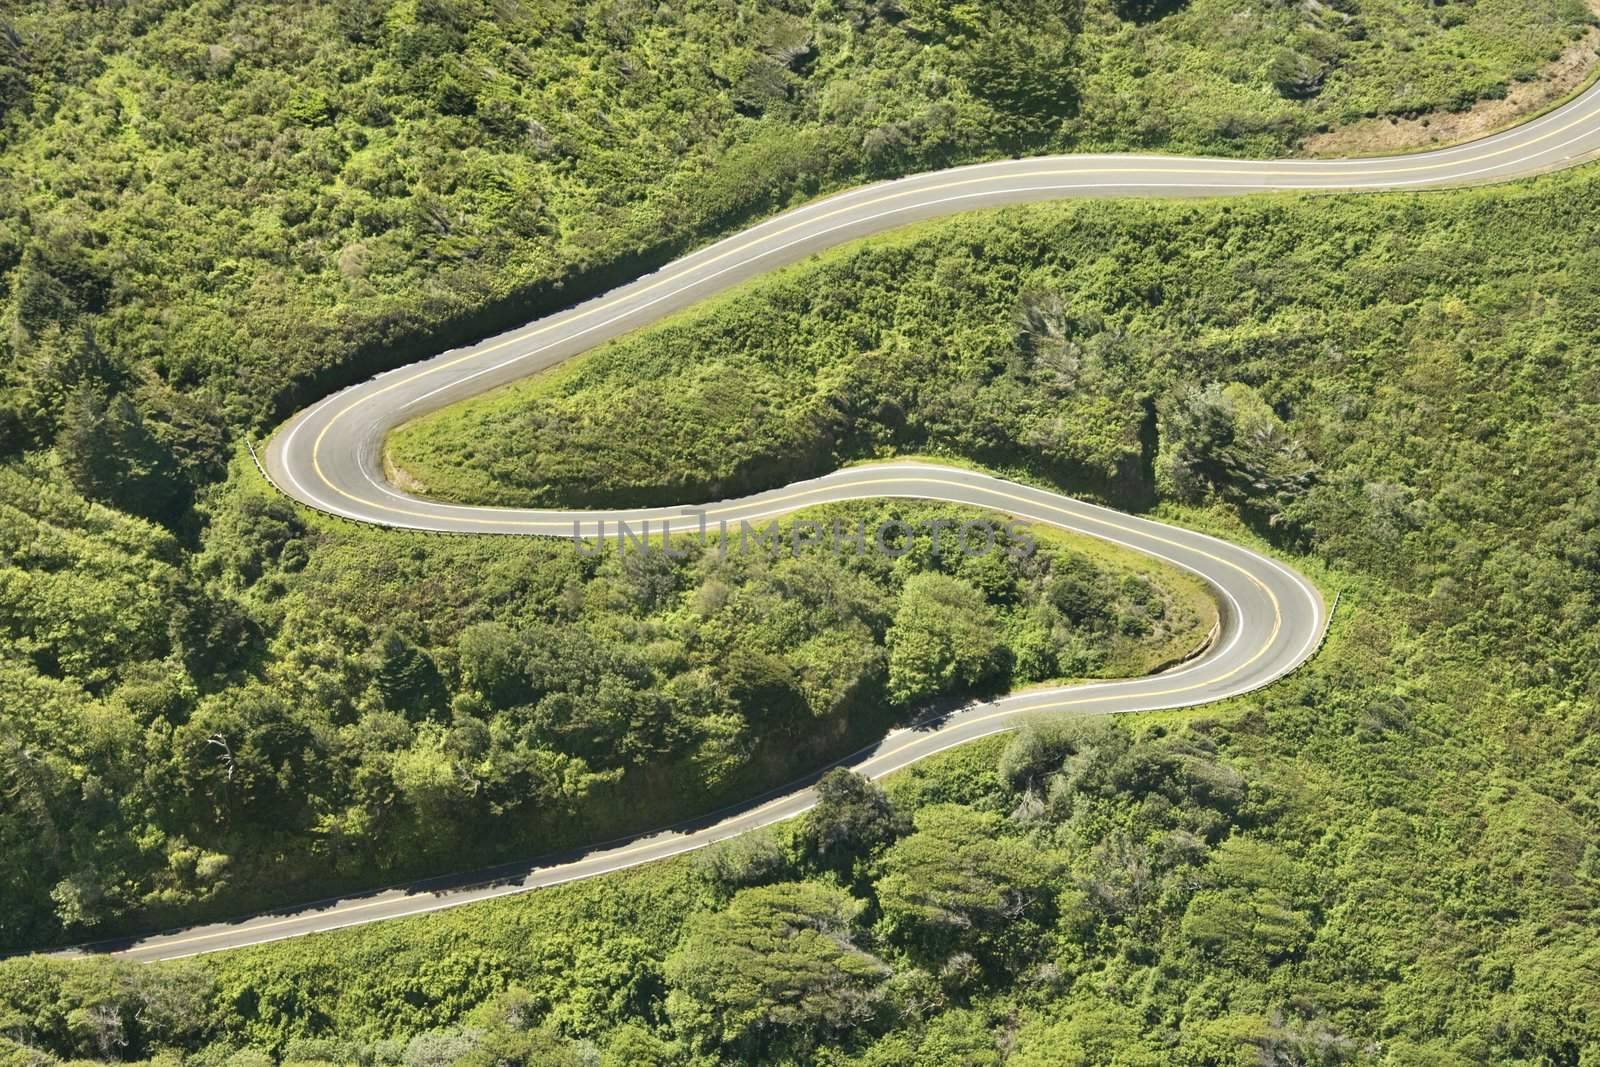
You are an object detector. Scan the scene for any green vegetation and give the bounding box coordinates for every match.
[2,0,1593,518]
[360,164,1600,1062]
[5,667,1595,1066]
[3,0,1600,1062]
[0,472,1208,948]
[0,729,1340,1062]
[9,152,1600,1054]
[388,164,1599,549]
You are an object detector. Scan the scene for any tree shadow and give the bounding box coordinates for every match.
[1114,0,1191,25]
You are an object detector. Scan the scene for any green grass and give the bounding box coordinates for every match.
[4,0,1595,483]
[4,2,1600,1062]
[329,161,1600,1061]
[2,444,1213,951]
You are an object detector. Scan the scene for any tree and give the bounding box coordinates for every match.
[1008,1000,1160,1065]
[1268,48,1327,99]
[721,647,807,725]
[961,5,1082,142]
[371,629,447,719]
[180,686,320,826]
[456,622,527,708]
[198,491,306,586]
[391,723,468,827]
[798,769,906,875]
[885,574,1008,704]
[1180,837,1314,971]
[6,320,114,447]
[55,385,185,521]
[0,20,27,124]
[1156,382,1316,524]
[453,988,586,1067]
[1109,0,1188,23]
[696,828,792,898]
[1046,553,1111,629]
[1180,888,1313,971]
[601,1024,680,1067]
[664,882,890,1058]
[875,805,1062,975]
[130,962,217,1052]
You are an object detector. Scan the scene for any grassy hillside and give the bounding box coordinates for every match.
[16,0,1591,958]
[0,470,1209,949]
[390,163,1600,537]
[0,0,1593,511]
[5,164,1600,1063]
[3,613,1595,1067]
[390,164,1600,1062]
[1,2,1599,1063]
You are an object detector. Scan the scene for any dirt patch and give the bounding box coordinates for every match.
[1152,617,1221,676]
[1302,6,1600,158]
[384,451,430,496]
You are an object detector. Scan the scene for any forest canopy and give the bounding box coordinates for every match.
[1,0,1591,512]
[2,0,1600,1063]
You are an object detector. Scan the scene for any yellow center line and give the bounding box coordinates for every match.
[209,67,1519,960]
[140,474,1303,954]
[286,468,1282,632]
[139,618,1281,955]
[303,96,1600,489]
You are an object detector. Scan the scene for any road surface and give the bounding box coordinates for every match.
[81,75,1600,960]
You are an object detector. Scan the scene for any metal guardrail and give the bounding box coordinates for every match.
[243,438,269,482]
[1315,589,1343,659]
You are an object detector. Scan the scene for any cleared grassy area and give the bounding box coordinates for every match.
[1076,0,1600,146]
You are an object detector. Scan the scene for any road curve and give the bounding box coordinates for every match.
[86,79,1600,961]
[91,462,1323,962]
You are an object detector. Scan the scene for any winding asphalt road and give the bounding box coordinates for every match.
[84,76,1600,961]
